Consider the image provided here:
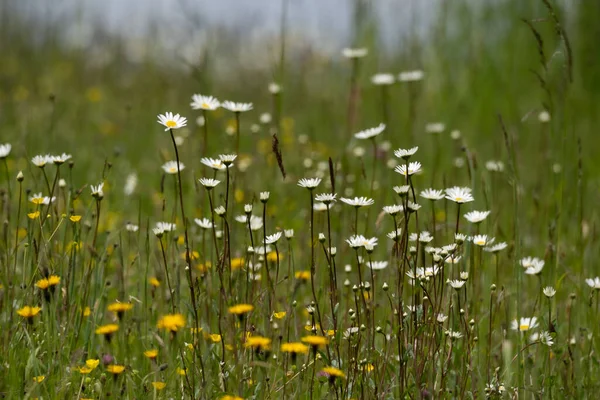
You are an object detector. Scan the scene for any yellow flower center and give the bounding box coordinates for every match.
[202,102,210,108]
[166,120,177,128]
[520,324,529,331]
[455,197,463,202]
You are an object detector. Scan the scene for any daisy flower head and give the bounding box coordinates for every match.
[394,146,418,160]
[315,193,337,204]
[298,178,322,189]
[264,232,282,244]
[346,235,378,249]
[190,94,220,110]
[342,47,368,59]
[420,188,444,201]
[51,153,72,165]
[398,70,424,82]
[531,331,553,346]
[371,73,395,85]
[221,101,253,113]
[194,218,214,229]
[484,242,508,253]
[511,317,538,332]
[0,143,11,159]
[485,160,505,172]
[285,229,294,239]
[446,330,463,340]
[214,206,226,216]
[367,261,388,270]
[383,204,403,216]
[199,178,220,189]
[340,196,374,208]
[154,221,176,234]
[472,234,490,247]
[260,191,270,202]
[543,286,556,298]
[29,193,55,205]
[395,161,422,176]
[32,154,52,167]
[200,157,226,171]
[464,210,490,224]
[218,154,237,166]
[90,182,104,199]
[425,122,445,134]
[447,279,466,290]
[157,112,187,131]
[387,228,402,241]
[445,186,474,203]
[407,201,421,212]
[586,277,600,290]
[393,185,411,196]
[354,123,385,140]
[162,161,185,175]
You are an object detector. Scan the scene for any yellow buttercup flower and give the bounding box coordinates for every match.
[209,334,222,343]
[221,396,243,400]
[152,382,166,390]
[69,215,82,222]
[106,365,125,374]
[85,359,100,370]
[273,311,287,319]
[149,277,161,287]
[176,368,187,376]
[230,257,245,271]
[27,211,40,219]
[33,375,45,383]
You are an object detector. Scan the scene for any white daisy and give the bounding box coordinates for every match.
[543,287,556,298]
[284,229,294,239]
[395,161,422,176]
[157,112,187,131]
[297,178,322,189]
[447,280,466,289]
[393,185,411,196]
[260,192,270,202]
[346,235,378,249]
[264,232,282,244]
[472,234,490,247]
[425,122,445,133]
[340,196,374,207]
[485,160,505,172]
[198,178,220,189]
[32,154,52,167]
[354,123,386,140]
[398,70,424,82]
[221,101,253,113]
[218,154,237,166]
[200,157,226,171]
[371,73,395,85]
[511,317,538,332]
[366,261,388,270]
[214,206,226,216]
[194,218,214,229]
[387,229,402,241]
[0,143,11,159]
[190,94,220,110]
[162,161,185,175]
[464,210,490,224]
[484,242,508,253]
[125,223,139,232]
[394,147,418,160]
[90,182,104,198]
[124,173,137,196]
[51,153,72,164]
[315,193,337,204]
[342,47,368,59]
[586,277,600,289]
[383,205,403,215]
[420,188,445,200]
[268,83,281,94]
[445,187,474,203]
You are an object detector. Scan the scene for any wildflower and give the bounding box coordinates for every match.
[273,311,287,319]
[260,192,270,202]
[222,101,253,112]
[395,161,422,176]
[313,202,330,211]
[152,382,166,390]
[295,271,311,281]
[220,396,243,400]
[96,324,119,341]
[301,335,329,349]
[0,143,11,159]
[460,271,469,280]
[420,188,444,200]
[219,154,237,166]
[425,122,445,133]
[321,366,346,380]
[464,210,490,224]
[144,349,159,359]
[33,375,45,383]
[445,255,462,264]
[393,185,410,196]
[161,161,185,174]
[485,160,505,172]
[244,336,271,350]
[484,242,507,253]
[367,261,388,270]
[214,206,226,216]
[446,330,463,340]
[539,110,551,122]
[407,201,421,212]
[448,280,466,290]
[17,306,41,319]
[157,112,187,131]
[530,331,553,346]
[208,334,222,343]
[86,359,100,370]
[346,235,377,249]
[371,73,395,85]
[315,193,337,204]
[472,234,490,247]
[199,178,220,189]
[51,153,72,164]
[511,317,538,332]
[437,314,448,323]
[69,215,81,222]
[586,277,600,289]
[383,205,403,215]
[543,286,556,298]
[31,155,52,167]
[229,304,254,316]
[354,123,385,140]
[153,222,176,237]
[284,229,294,239]
[297,178,322,189]
[342,47,368,58]
[281,342,309,354]
[445,187,474,203]
[125,223,139,232]
[90,182,104,199]
[268,82,281,94]
[398,70,424,82]
[394,146,418,160]
[524,260,544,275]
[194,218,214,229]
[157,314,185,332]
[106,365,126,375]
[149,277,160,287]
[264,232,282,244]
[107,302,133,319]
[340,196,374,207]
[387,229,402,241]
[190,94,220,110]
[29,193,55,205]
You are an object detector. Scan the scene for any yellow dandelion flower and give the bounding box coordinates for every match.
[281,342,309,354]
[273,311,287,319]
[221,396,243,400]
[157,314,186,332]
[244,336,271,350]
[69,215,82,222]
[321,366,346,379]
[35,279,50,290]
[144,349,158,359]
[191,327,203,334]
[209,334,222,343]
[107,302,133,315]
[17,306,41,318]
[295,270,311,281]
[106,365,125,374]
[176,367,187,376]
[326,330,335,336]
[27,211,40,219]
[33,375,45,383]
[95,324,119,335]
[83,306,91,317]
[266,251,280,263]
[85,359,100,370]
[230,257,245,271]
[228,304,254,315]
[47,275,60,286]
[149,277,160,287]
[152,381,166,390]
[301,335,329,347]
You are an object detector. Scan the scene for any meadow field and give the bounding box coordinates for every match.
[1,0,600,398]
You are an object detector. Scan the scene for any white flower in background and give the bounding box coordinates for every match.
[586,277,600,290]
[395,161,422,176]
[354,123,386,140]
[214,206,226,216]
[393,185,410,196]
[340,196,374,207]
[125,223,139,232]
[420,188,444,201]
[90,182,104,199]
[543,287,556,298]
[198,178,220,189]
[464,210,490,224]
[437,314,448,323]
[268,83,281,94]
[407,201,421,212]
[297,178,322,189]
[472,234,490,247]
[445,187,474,203]
[387,229,402,241]
[200,157,227,171]
[194,218,214,229]
[315,193,337,204]
[222,101,253,113]
[394,147,418,160]
[538,110,551,123]
[484,242,508,253]
[346,235,378,249]
[249,216,263,231]
[342,47,368,59]
[398,70,424,82]
[190,94,220,110]
[511,317,538,332]
[425,122,445,133]
[371,73,395,85]
[259,113,272,124]
[124,173,137,196]
[218,154,237,166]
[367,261,388,270]
[530,331,553,346]
[162,161,185,175]
[32,154,52,167]
[51,153,72,164]
[0,143,11,159]
[460,271,469,281]
[156,222,176,232]
[157,112,187,131]
[447,280,466,290]
[520,257,544,269]
[264,232,282,244]
[445,255,462,265]
[260,192,270,202]
[485,160,505,172]
[447,330,463,340]
[450,130,461,140]
[284,229,294,239]
[29,193,55,205]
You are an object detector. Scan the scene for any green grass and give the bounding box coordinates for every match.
[1,0,600,398]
